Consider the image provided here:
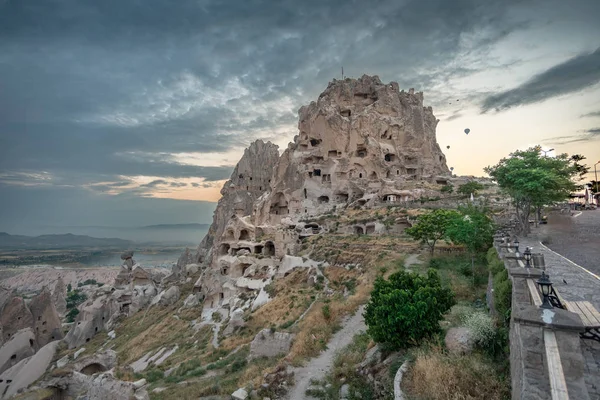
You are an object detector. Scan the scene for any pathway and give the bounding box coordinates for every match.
[286,305,367,400]
[519,217,600,398]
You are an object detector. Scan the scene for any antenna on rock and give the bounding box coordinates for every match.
[342,67,344,80]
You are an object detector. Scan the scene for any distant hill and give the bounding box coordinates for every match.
[138,223,210,230]
[0,232,132,250]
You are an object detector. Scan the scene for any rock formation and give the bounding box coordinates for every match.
[64,295,120,349]
[0,328,36,374]
[186,75,451,336]
[52,276,67,316]
[0,340,60,399]
[194,140,280,265]
[29,287,64,346]
[0,296,34,343]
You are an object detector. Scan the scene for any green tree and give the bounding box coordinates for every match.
[570,154,590,185]
[405,209,460,254]
[364,269,454,350]
[67,283,72,293]
[485,146,578,235]
[457,181,484,197]
[446,205,495,271]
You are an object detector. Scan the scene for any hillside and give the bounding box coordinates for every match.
[0,232,132,250]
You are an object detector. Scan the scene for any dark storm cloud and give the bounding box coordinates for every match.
[0,0,530,187]
[170,182,188,188]
[544,128,600,145]
[141,180,168,188]
[481,47,600,112]
[580,111,600,118]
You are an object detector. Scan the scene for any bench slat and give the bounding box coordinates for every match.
[526,279,542,306]
[544,329,570,400]
[565,301,592,326]
[578,301,600,327]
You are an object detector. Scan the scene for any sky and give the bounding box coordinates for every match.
[1,0,599,234]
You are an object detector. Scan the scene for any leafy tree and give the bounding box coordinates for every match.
[570,154,590,184]
[66,290,87,310]
[405,209,460,254]
[485,146,578,235]
[364,270,454,350]
[67,283,72,293]
[457,181,484,197]
[446,205,495,271]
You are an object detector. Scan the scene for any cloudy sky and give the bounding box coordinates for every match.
[1,0,599,233]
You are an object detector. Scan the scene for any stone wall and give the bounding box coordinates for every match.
[494,239,590,400]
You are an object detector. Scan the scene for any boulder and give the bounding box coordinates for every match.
[249,329,294,359]
[231,388,248,400]
[444,327,474,355]
[121,251,134,260]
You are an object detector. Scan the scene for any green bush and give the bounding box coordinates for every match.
[211,312,222,322]
[322,305,331,320]
[364,270,454,350]
[65,308,79,323]
[463,311,495,347]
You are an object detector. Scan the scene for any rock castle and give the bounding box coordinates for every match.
[192,74,451,325]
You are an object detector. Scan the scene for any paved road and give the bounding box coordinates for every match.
[538,210,600,277]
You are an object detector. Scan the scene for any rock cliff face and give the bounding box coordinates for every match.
[195,140,280,264]
[187,75,450,328]
[255,74,449,225]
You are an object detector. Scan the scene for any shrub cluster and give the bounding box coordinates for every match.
[364,269,454,350]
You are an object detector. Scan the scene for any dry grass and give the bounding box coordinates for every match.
[404,346,510,400]
[247,269,315,331]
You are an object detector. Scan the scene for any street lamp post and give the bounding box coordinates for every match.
[541,148,554,157]
[595,161,600,206]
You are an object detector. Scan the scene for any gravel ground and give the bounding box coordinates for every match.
[537,210,600,277]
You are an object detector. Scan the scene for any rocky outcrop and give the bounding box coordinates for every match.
[64,295,119,349]
[195,140,280,265]
[0,328,36,374]
[0,340,59,399]
[189,75,451,337]
[52,276,67,316]
[29,287,64,346]
[151,286,180,307]
[0,296,34,343]
[249,329,294,359]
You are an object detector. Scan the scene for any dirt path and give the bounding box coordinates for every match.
[286,305,367,400]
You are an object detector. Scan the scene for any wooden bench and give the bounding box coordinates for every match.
[564,300,600,342]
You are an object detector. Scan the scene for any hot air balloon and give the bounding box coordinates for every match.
[464,128,470,135]
[446,145,450,149]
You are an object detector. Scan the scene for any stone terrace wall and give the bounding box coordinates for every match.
[494,239,590,400]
